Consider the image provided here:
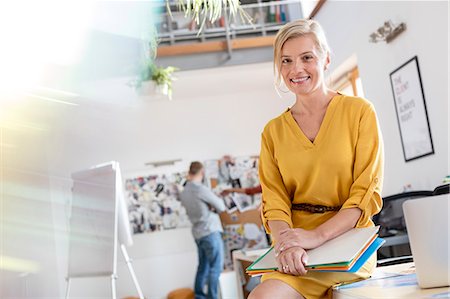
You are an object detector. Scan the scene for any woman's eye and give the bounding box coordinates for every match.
[281,59,291,64]
[303,55,313,61]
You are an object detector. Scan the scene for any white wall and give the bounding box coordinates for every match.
[316,1,449,195]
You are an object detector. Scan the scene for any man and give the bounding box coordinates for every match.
[180,161,226,299]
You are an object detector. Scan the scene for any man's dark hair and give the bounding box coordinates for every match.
[189,161,204,175]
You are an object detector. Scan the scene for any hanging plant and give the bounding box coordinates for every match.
[166,0,252,32]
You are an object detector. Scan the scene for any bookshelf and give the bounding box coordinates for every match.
[154,0,303,56]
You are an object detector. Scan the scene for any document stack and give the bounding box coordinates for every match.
[246,226,385,276]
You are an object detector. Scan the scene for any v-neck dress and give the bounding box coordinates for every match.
[258,94,384,298]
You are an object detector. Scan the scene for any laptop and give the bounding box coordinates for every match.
[403,193,450,288]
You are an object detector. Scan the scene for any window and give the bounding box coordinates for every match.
[331,67,365,97]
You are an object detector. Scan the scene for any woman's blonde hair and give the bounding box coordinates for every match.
[273,19,331,86]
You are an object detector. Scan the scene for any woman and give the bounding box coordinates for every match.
[249,19,384,299]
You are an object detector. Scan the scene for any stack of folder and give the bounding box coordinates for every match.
[246,226,385,276]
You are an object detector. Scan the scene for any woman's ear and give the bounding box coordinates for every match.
[324,54,331,71]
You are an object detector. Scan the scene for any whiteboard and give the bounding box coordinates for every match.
[68,161,132,277]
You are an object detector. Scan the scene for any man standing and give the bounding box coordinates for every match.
[180,161,226,299]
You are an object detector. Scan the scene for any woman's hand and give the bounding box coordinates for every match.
[275,227,325,254]
[220,188,244,196]
[276,246,308,276]
[220,189,233,196]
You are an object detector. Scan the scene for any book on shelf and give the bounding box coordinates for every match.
[280,4,287,22]
[218,16,225,27]
[246,226,385,276]
[275,5,281,23]
[268,3,276,23]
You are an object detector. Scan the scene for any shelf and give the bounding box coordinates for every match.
[157,35,275,56]
[153,0,303,55]
[158,23,284,44]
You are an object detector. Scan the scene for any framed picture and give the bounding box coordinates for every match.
[389,56,434,162]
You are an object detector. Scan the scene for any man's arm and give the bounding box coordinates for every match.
[200,187,226,213]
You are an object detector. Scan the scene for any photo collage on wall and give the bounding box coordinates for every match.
[125,155,269,267]
[204,155,262,212]
[125,172,190,234]
[205,155,269,270]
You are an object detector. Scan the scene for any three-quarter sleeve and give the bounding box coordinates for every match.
[259,130,293,233]
[341,104,384,227]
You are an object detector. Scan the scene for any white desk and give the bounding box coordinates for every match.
[232,249,268,299]
[333,262,450,299]
[233,251,450,299]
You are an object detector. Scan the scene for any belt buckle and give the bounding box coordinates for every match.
[315,206,325,213]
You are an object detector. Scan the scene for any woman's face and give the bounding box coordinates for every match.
[280,35,329,96]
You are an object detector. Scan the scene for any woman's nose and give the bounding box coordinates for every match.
[292,59,305,71]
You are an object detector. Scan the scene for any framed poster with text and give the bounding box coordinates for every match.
[389,56,434,162]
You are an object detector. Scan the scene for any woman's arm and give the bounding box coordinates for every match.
[268,220,290,242]
[315,207,362,242]
[269,220,308,276]
[275,208,362,252]
[259,131,294,233]
[220,188,245,196]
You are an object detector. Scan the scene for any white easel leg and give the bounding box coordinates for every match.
[111,274,117,299]
[65,278,71,299]
[121,244,144,299]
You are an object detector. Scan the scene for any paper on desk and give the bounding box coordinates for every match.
[337,274,418,290]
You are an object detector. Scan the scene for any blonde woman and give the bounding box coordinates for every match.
[249,19,384,299]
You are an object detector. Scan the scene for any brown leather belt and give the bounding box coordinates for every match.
[292,203,341,213]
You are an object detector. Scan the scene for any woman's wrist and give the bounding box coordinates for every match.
[313,226,328,246]
[268,220,291,243]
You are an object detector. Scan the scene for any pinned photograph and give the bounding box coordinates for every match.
[223,194,238,213]
[233,193,254,212]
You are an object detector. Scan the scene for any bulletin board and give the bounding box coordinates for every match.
[204,155,262,213]
[206,155,269,270]
[123,155,268,270]
[125,172,190,234]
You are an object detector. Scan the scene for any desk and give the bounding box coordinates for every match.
[333,262,450,299]
[233,252,450,299]
[382,233,409,247]
[232,249,267,299]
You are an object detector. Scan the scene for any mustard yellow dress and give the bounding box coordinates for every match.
[259,94,384,299]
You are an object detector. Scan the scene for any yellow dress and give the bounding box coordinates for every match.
[259,94,384,299]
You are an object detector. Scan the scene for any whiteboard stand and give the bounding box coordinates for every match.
[65,162,144,299]
[64,270,125,299]
[65,277,71,299]
[111,273,117,299]
[65,216,144,299]
[121,244,145,298]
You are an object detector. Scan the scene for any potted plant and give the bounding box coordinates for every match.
[129,26,179,100]
[135,60,179,100]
